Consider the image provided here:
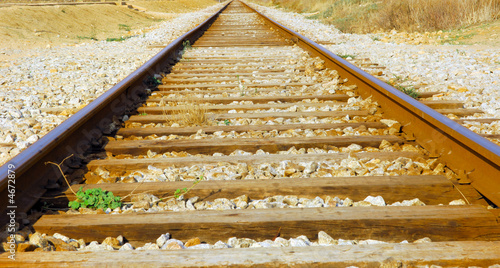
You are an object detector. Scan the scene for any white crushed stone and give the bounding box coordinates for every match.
[64,231,434,251]
[248,2,500,136]
[0,3,225,166]
[114,194,426,214]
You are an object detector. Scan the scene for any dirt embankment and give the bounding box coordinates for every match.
[0,0,218,50]
[250,0,500,47]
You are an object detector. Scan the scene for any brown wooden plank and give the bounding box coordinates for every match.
[40,102,353,116]
[4,241,500,267]
[162,77,292,83]
[169,68,303,74]
[104,135,404,155]
[194,39,287,43]
[205,29,273,32]
[184,52,296,57]
[172,62,293,69]
[201,33,279,36]
[419,100,464,109]
[117,122,387,137]
[148,86,316,95]
[482,134,500,139]
[201,32,277,36]
[455,118,500,124]
[0,143,14,147]
[146,94,350,104]
[128,110,370,123]
[176,58,297,64]
[199,31,284,33]
[318,41,339,44]
[157,82,313,90]
[32,205,500,246]
[138,102,343,113]
[416,91,441,98]
[48,175,461,206]
[182,53,298,59]
[186,46,287,50]
[194,40,287,45]
[166,72,295,78]
[193,43,290,47]
[86,151,424,170]
[436,108,483,116]
[206,26,271,30]
[195,38,286,43]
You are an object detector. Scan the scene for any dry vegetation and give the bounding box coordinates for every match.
[377,0,500,32]
[0,0,219,50]
[252,0,500,33]
[0,4,159,49]
[133,0,218,13]
[160,97,210,127]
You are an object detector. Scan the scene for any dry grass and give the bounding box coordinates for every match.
[0,0,220,50]
[254,0,500,33]
[160,97,210,127]
[133,0,220,13]
[377,0,500,32]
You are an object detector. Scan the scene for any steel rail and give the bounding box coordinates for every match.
[0,1,231,225]
[241,1,500,205]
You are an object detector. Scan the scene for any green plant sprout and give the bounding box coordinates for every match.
[386,74,419,99]
[106,36,132,42]
[174,175,204,199]
[68,187,122,210]
[118,24,131,31]
[395,85,419,99]
[46,155,122,211]
[338,54,356,59]
[181,40,193,54]
[77,36,98,41]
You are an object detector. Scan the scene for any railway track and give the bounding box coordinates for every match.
[2,0,500,266]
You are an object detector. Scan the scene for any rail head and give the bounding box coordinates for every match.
[0,1,232,224]
[241,0,500,205]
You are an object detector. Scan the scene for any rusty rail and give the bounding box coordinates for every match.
[242,1,500,206]
[1,1,500,265]
[0,1,231,225]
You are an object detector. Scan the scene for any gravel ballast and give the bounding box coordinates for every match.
[0,3,224,166]
[2,1,499,166]
[248,2,500,136]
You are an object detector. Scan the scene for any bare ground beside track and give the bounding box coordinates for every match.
[0,0,218,54]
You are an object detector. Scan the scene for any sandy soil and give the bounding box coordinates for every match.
[0,0,497,60]
[0,0,218,52]
[372,19,500,51]
[449,20,500,47]
[133,0,219,13]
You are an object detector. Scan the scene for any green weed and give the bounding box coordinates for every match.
[68,187,122,210]
[173,176,204,199]
[386,74,418,98]
[77,36,98,41]
[441,32,476,44]
[119,24,131,31]
[106,36,132,42]
[45,155,122,211]
[395,85,419,99]
[181,40,193,54]
[338,54,356,59]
